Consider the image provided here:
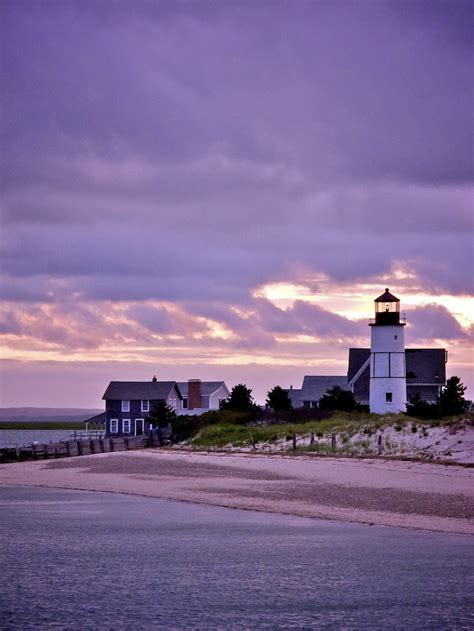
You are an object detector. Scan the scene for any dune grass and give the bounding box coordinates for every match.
[189,412,470,449]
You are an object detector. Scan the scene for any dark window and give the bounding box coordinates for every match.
[385,392,392,403]
[394,335,397,339]
[182,398,188,409]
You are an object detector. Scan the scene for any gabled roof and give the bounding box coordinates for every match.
[83,412,106,424]
[102,381,182,401]
[347,348,447,386]
[405,349,446,384]
[300,376,349,402]
[284,388,303,408]
[177,381,229,397]
[348,348,370,382]
[375,288,399,302]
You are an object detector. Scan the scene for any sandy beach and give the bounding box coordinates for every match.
[1,450,473,535]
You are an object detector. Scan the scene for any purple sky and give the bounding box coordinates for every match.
[1,0,472,406]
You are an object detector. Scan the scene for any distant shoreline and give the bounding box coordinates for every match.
[0,422,85,430]
[0,408,102,425]
[1,450,473,535]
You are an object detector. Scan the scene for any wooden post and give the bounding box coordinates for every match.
[99,438,104,453]
[89,440,95,455]
[378,434,382,455]
[43,444,48,460]
[292,433,297,450]
[65,441,70,457]
[310,432,315,446]
[331,433,336,452]
[31,444,36,460]
[124,438,129,450]
[247,430,256,450]
[77,441,82,456]
[109,438,114,452]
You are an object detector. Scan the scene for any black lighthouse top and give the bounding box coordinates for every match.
[371,288,405,326]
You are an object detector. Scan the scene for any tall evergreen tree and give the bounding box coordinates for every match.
[438,376,469,416]
[146,400,177,427]
[266,386,292,411]
[220,384,256,413]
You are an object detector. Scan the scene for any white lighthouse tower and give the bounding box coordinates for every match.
[369,288,407,414]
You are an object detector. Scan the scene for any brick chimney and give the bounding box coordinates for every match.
[188,379,202,410]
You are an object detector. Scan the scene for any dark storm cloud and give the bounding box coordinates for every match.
[1,0,472,303]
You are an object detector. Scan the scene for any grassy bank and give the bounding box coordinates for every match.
[0,422,84,431]
[188,412,470,450]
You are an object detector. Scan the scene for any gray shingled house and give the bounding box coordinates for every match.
[286,376,349,409]
[102,378,230,436]
[103,380,182,437]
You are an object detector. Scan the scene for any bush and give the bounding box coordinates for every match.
[319,386,358,412]
[172,410,253,441]
[406,393,440,420]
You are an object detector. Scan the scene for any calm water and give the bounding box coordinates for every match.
[0,430,71,448]
[0,487,472,630]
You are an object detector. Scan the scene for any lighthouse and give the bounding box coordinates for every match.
[369,288,407,413]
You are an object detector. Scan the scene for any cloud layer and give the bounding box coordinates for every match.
[0,1,472,405]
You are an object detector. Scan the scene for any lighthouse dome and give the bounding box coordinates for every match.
[375,288,399,303]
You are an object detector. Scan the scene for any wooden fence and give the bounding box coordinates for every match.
[0,435,150,463]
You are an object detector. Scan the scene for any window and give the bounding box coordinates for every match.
[110,419,118,433]
[141,400,149,413]
[123,419,131,433]
[173,398,177,409]
[394,335,398,340]
[385,392,393,403]
[182,398,188,410]
[122,400,130,412]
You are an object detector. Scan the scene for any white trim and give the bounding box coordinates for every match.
[135,418,144,436]
[123,418,131,433]
[348,357,371,390]
[406,383,445,386]
[141,400,149,413]
[110,419,119,434]
[122,400,130,413]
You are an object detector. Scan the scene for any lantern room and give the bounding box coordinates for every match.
[372,288,405,326]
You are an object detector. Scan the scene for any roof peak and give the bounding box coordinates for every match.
[375,288,400,302]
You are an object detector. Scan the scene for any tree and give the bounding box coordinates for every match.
[266,386,292,411]
[438,376,469,417]
[220,384,257,413]
[146,400,177,428]
[319,386,357,412]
